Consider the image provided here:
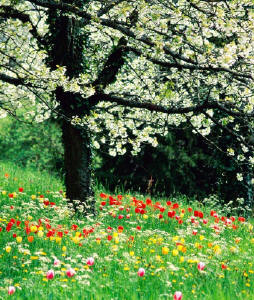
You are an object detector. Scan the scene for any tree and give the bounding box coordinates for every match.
[0,0,254,214]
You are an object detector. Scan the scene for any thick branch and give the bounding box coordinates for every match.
[93,37,127,89]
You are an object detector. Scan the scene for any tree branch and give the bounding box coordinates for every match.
[0,5,46,47]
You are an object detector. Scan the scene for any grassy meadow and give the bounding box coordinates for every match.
[0,161,254,299]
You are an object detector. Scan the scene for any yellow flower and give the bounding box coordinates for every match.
[162,246,169,255]
[30,226,37,233]
[143,214,148,220]
[172,249,179,256]
[180,256,185,263]
[55,237,62,244]
[16,236,22,243]
[130,251,134,256]
[37,230,44,237]
[213,245,221,254]
[31,195,36,200]
[2,191,6,195]
[27,215,33,220]
[199,235,205,241]
[5,246,11,253]
[62,246,67,252]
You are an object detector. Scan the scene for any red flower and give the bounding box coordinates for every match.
[0,227,2,232]
[8,193,14,198]
[117,195,123,200]
[118,215,124,219]
[238,217,245,222]
[13,233,17,238]
[221,263,227,270]
[172,203,179,209]
[100,193,107,199]
[71,224,78,230]
[107,226,112,232]
[146,198,152,205]
[135,207,141,214]
[210,210,216,217]
[159,214,163,219]
[18,187,24,192]
[44,200,50,206]
[194,210,199,217]
[101,201,106,206]
[136,226,141,230]
[57,231,63,238]
[178,219,183,225]
[188,207,193,213]
[198,211,204,218]
[16,221,21,227]
[166,201,172,206]
[168,211,176,218]
[107,235,112,241]
[118,226,124,232]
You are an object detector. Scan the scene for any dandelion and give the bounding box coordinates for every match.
[8,286,15,295]
[137,268,145,277]
[46,270,55,280]
[173,291,182,300]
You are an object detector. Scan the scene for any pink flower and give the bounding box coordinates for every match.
[66,268,76,277]
[137,268,145,277]
[173,291,182,300]
[198,262,205,271]
[54,258,60,266]
[8,286,15,295]
[46,269,55,280]
[86,257,94,266]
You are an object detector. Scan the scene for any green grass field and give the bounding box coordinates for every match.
[0,161,253,299]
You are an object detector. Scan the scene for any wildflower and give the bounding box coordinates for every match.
[6,246,11,253]
[54,258,60,266]
[137,268,145,277]
[16,236,22,243]
[27,236,34,243]
[173,291,182,300]
[8,286,15,295]
[162,247,169,255]
[66,268,76,277]
[46,270,55,280]
[86,257,94,266]
[198,262,205,271]
[18,187,24,192]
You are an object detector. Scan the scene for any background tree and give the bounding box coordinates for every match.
[0,0,254,214]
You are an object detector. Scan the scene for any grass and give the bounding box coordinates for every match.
[0,161,253,299]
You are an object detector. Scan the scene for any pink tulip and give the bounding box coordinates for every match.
[66,268,76,277]
[198,262,205,271]
[173,291,182,300]
[86,257,94,266]
[46,269,55,280]
[137,267,145,277]
[203,219,208,224]
[8,286,15,295]
[54,258,60,266]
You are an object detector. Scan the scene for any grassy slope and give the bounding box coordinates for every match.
[0,161,253,300]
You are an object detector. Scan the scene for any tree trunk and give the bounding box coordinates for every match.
[45,5,95,214]
[61,119,95,215]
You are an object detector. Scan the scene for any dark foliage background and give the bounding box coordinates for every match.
[0,117,248,203]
